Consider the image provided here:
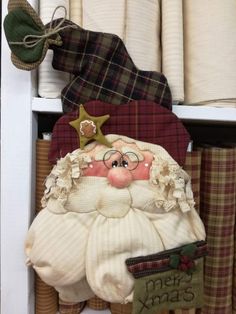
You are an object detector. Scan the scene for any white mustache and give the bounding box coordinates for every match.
[64,176,160,217]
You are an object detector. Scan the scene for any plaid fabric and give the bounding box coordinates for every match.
[126,241,207,278]
[35,140,58,312]
[48,19,172,113]
[48,100,190,165]
[35,274,58,314]
[110,303,133,314]
[36,139,53,212]
[184,151,202,213]
[58,299,86,314]
[87,296,109,310]
[200,147,236,314]
[179,152,202,314]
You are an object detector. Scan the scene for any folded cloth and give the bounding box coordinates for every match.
[162,0,184,103]
[38,2,70,98]
[70,0,82,25]
[48,100,190,166]
[184,0,236,107]
[82,0,126,39]
[125,0,161,71]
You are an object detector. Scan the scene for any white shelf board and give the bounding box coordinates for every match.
[32,97,236,123]
[173,105,236,123]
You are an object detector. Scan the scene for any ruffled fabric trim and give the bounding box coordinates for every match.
[41,150,91,211]
[150,155,195,213]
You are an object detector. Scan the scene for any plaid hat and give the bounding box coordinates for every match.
[48,100,190,166]
[50,19,172,113]
[4,0,172,112]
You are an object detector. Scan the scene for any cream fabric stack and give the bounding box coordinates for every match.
[69,0,82,25]
[183,0,236,107]
[38,0,70,98]
[83,0,126,39]
[125,0,161,71]
[69,0,184,104]
[38,0,236,107]
[161,0,184,103]
[38,0,185,103]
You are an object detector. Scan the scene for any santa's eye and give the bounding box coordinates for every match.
[121,152,139,171]
[112,160,119,168]
[103,150,122,169]
[121,160,128,168]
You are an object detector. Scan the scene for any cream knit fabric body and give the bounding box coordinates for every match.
[25,135,206,303]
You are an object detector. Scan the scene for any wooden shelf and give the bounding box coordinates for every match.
[32,97,236,123]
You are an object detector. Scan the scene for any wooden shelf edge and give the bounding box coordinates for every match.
[32,97,236,123]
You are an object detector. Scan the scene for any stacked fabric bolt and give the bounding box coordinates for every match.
[38,0,70,98]
[183,0,236,107]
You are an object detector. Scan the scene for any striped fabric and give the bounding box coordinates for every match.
[35,140,58,313]
[161,0,184,103]
[200,147,236,314]
[183,0,236,107]
[69,0,82,25]
[36,140,53,212]
[38,1,70,98]
[35,274,58,314]
[58,298,86,314]
[125,0,161,71]
[48,19,172,113]
[82,0,126,39]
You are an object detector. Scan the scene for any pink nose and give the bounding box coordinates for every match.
[107,167,132,188]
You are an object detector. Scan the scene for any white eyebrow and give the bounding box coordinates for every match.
[95,148,117,161]
[121,146,144,161]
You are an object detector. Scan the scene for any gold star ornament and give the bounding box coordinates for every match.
[69,105,112,149]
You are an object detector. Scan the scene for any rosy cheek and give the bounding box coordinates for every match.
[82,161,109,177]
[132,161,151,180]
[131,153,153,180]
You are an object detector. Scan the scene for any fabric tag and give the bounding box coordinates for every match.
[132,259,204,314]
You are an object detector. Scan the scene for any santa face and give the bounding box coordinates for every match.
[82,139,154,185]
[25,135,206,304]
[64,140,165,219]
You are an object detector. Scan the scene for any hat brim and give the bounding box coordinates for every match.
[11,45,49,71]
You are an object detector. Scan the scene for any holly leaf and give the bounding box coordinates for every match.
[181,244,197,258]
[170,254,180,269]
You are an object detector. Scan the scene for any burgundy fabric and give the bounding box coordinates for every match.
[48,100,190,166]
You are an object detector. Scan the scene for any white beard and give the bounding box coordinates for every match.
[63,176,165,303]
[64,176,161,217]
[26,176,205,304]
